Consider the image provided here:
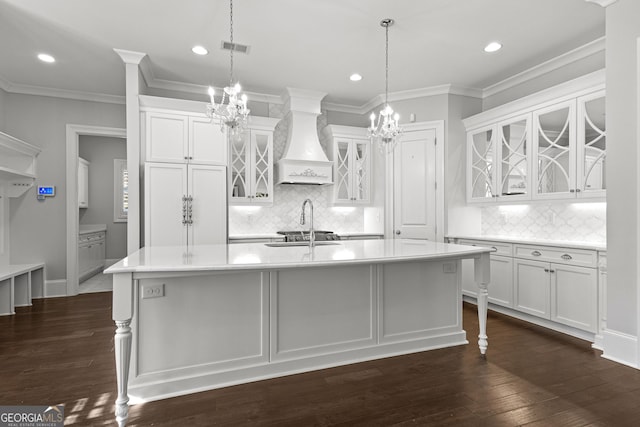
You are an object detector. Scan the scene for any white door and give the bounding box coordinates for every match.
[189,116,228,165]
[514,258,550,319]
[145,162,188,247]
[188,165,227,245]
[393,129,437,240]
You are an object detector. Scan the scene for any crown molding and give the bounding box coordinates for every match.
[585,0,618,7]
[463,69,605,130]
[483,37,605,98]
[0,78,124,105]
[324,84,483,115]
[113,48,147,65]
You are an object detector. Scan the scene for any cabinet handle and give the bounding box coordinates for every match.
[491,246,498,251]
[544,268,549,272]
[531,250,542,257]
[187,195,193,225]
[550,269,556,273]
[561,254,573,260]
[576,188,581,193]
[569,189,575,193]
[182,196,188,225]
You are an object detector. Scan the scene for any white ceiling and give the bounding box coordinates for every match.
[0,0,605,108]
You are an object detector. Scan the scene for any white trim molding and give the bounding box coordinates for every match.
[602,329,639,368]
[66,124,126,297]
[585,0,618,7]
[483,37,606,98]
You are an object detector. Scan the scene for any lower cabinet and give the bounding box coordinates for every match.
[455,237,601,338]
[79,231,105,282]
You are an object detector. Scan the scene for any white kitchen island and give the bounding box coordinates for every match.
[106,239,491,427]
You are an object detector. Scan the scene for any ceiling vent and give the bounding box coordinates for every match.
[221,41,250,54]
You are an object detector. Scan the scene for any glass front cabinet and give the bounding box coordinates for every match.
[465,83,605,204]
[229,117,280,205]
[467,114,532,203]
[328,125,371,206]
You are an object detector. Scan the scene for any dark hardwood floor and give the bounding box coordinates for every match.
[2,292,640,426]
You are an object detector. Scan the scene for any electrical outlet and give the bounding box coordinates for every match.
[142,283,164,299]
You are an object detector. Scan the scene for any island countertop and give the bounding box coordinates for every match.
[105,239,491,274]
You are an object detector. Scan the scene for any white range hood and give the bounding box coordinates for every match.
[276,88,333,185]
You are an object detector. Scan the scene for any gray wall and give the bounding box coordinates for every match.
[79,135,127,260]
[483,51,605,110]
[605,0,639,339]
[5,93,125,280]
[0,87,6,129]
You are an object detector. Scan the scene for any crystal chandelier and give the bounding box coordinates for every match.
[368,18,402,153]
[206,0,250,135]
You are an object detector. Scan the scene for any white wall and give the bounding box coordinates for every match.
[5,93,125,280]
[603,0,640,363]
[79,135,127,260]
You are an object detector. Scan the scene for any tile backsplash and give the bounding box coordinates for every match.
[481,202,606,243]
[229,106,365,235]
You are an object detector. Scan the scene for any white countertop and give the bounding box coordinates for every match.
[447,235,606,251]
[105,239,490,274]
[228,233,284,240]
[79,224,107,234]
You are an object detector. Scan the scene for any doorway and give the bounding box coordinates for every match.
[65,125,126,296]
[386,121,445,241]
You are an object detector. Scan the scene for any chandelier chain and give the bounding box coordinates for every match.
[385,21,389,106]
[229,0,234,86]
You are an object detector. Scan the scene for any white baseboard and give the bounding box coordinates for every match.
[602,329,638,368]
[45,279,68,298]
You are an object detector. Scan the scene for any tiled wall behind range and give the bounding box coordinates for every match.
[481,202,606,243]
[228,105,365,235]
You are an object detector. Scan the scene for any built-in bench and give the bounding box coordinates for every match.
[0,263,45,315]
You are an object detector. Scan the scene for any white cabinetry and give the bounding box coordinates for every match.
[458,239,513,307]
[144,111,227,165]
[328,125,371,206]
[78,231,105,282]
[78,157,89,208]
[229,117,279,205]
[454,237,601,339]
[145,162,227,247]
[464,73,605,203]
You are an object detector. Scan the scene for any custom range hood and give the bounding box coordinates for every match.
[276,88,333,185]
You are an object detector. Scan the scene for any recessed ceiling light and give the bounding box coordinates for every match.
[350,73,363,82]
[192,45,209,55]
[484,42,502,53]
[37,53,55,63]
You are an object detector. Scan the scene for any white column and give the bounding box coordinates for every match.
[112,272,135,427]
[474,251,490,355]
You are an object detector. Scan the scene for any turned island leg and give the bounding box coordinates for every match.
[474,252,490,355]
[112,273,134,427]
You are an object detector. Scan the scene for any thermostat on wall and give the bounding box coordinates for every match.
[37,186,55,198]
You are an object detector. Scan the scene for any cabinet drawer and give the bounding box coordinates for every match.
[457,239,513,257]
[514,244,597,268]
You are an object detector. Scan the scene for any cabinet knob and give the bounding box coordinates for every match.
[575,188,581,193]
[550,269,556,273]
[569,189,576,193]
[544,268,549,272]
[531,250,542,257]
[395,230,401,235]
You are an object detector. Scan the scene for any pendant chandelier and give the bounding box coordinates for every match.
[368,18,402,153]
[206,0,250,135]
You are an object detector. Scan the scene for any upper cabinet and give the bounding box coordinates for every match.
[78,157,89,208]
[467,114,531,202]
[144,111,227,165]
[229,117,280,206]
[328,125,371,206]
[464,72,605,204]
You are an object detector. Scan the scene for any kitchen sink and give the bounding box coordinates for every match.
[264,241,341,247]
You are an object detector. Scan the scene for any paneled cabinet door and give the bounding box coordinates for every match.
[496,114,531,201]
[514,258,551,319]
[551,263,598,333]
[532,99,577,200]
[145,112,189,163]
[187,165,227,245]
[189,116,228,165]
[576,91,606,199]
[334,138,371,205]
[229,129,273,205]
[489,255,514,307]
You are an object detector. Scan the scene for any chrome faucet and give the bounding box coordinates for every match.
[300,198,315,248]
